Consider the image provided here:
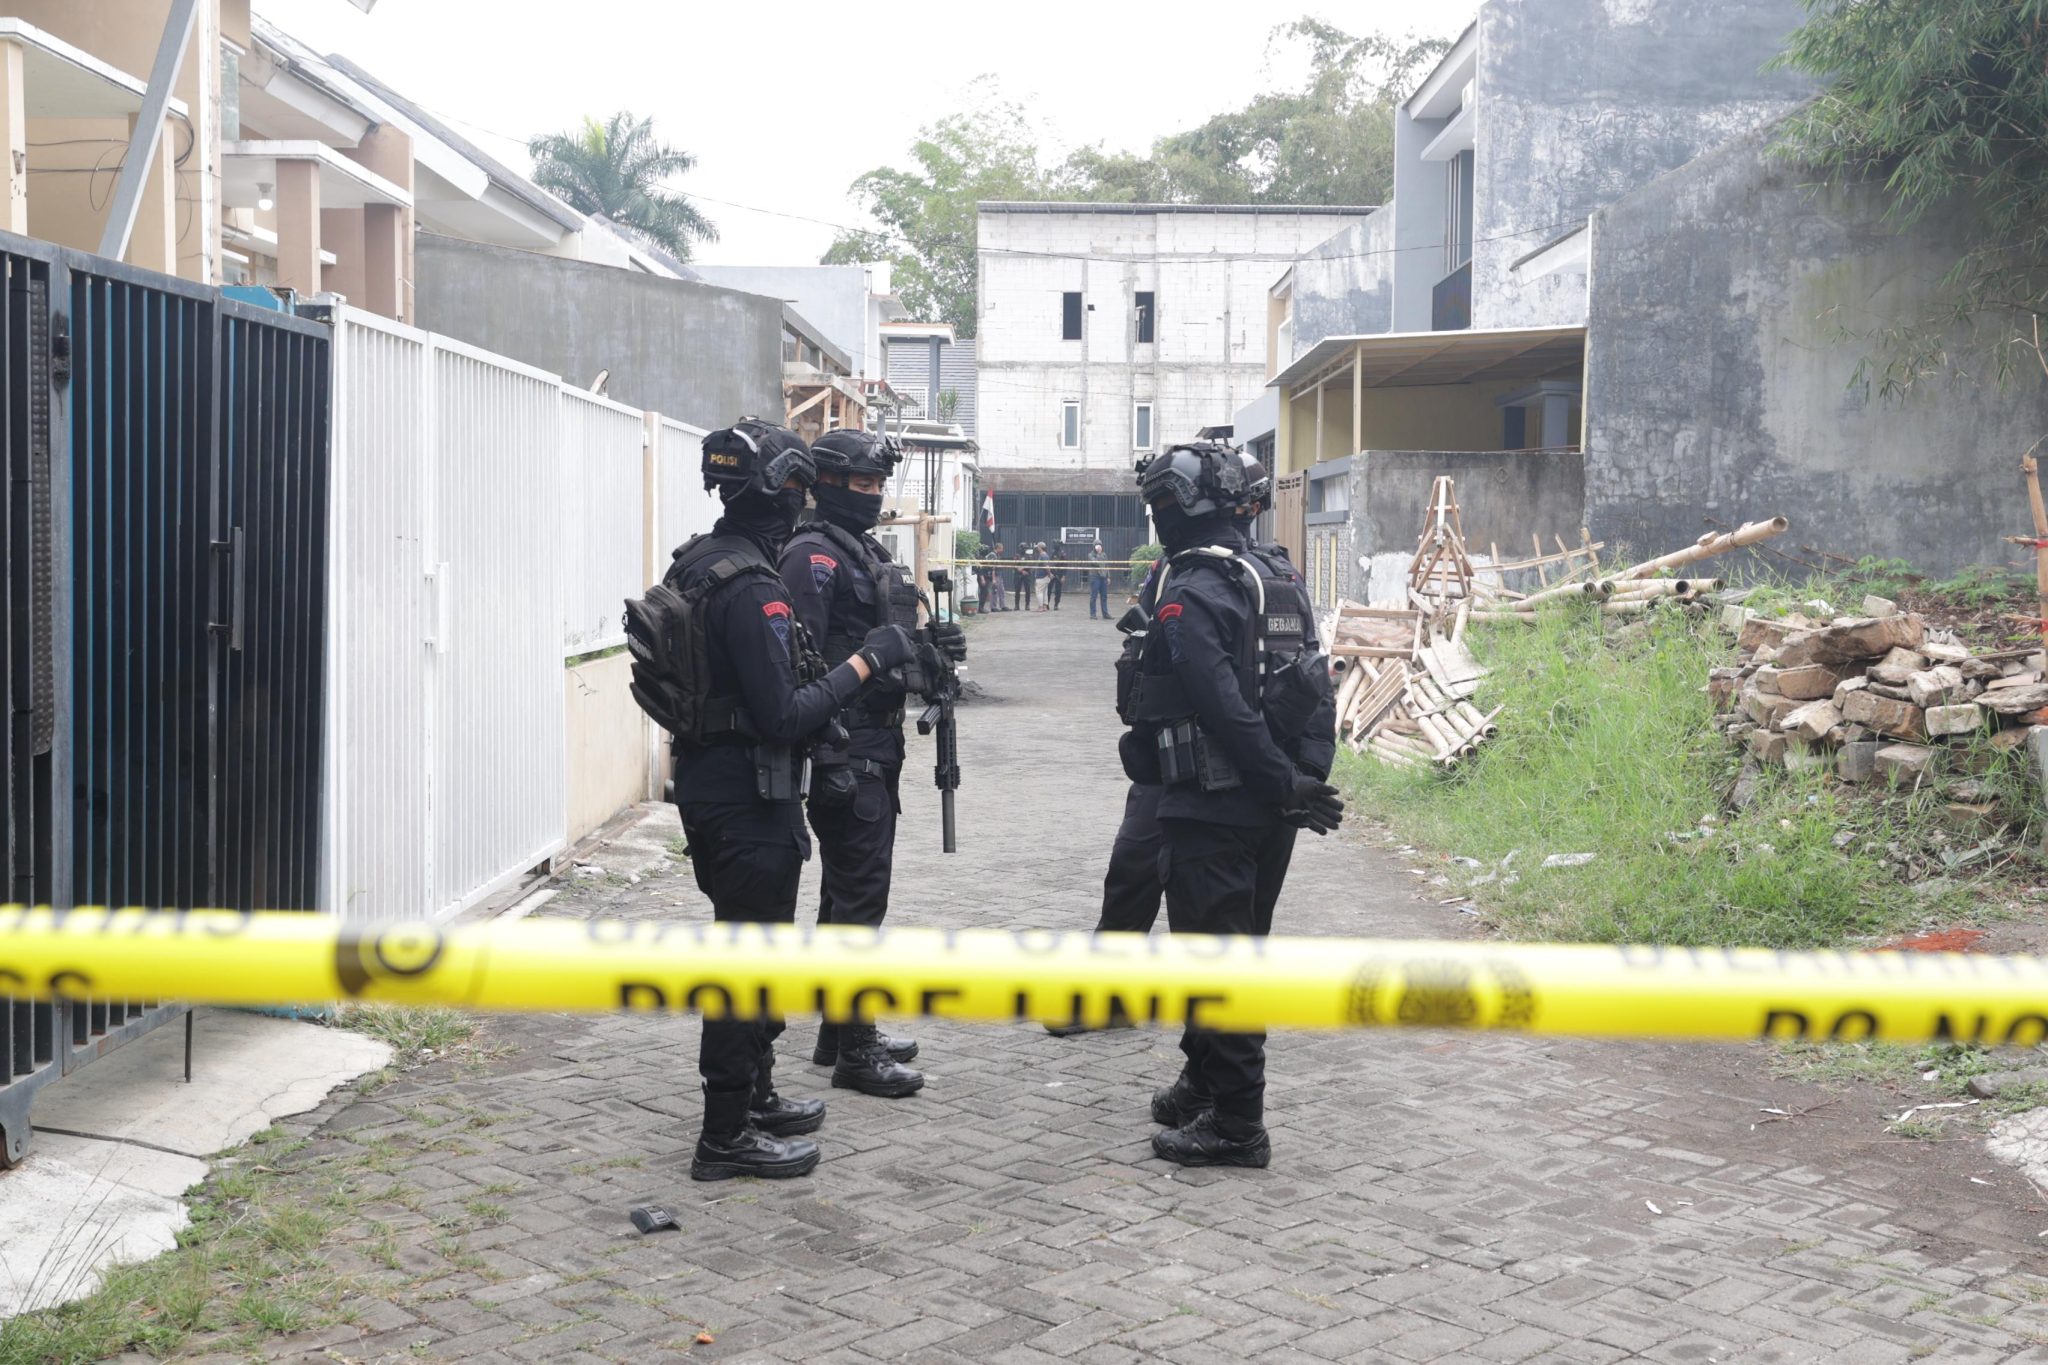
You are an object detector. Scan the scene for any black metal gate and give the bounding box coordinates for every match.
[0,234,329,1166]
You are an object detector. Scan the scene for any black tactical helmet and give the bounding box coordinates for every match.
[1236,450,1272,512]
[1137,440,1248,518]
[810,428,900,479]
[702,418,814,497]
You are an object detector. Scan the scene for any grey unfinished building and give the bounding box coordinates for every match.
[1246,0,2045,603]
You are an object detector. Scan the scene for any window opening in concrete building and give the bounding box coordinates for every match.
[1135,291,1155,344]
[1061,292,1084,340]
[1060,400,1080,448]
[1133,402,1154,450]
[1447,150,1475,274]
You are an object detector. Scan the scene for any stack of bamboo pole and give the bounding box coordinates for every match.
[1339,611,1500,768]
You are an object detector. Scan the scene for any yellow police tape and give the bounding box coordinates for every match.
[1,906,2045,1046]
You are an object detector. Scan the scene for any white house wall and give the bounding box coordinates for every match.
[977,209,1366,481]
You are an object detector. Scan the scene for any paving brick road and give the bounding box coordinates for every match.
[270,604,2048,1364]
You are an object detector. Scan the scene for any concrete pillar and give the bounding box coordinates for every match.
[344,124,413,321]
[1541,393,1571,448]
[274,157,319,296]
[320,205,364,301]
[127,112,177,274]
[0,44,24,235]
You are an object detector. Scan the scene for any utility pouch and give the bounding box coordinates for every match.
[811,763,856,809]
[754,744,810,802]
[1262,650,1332,743]
[1156,719,1242,792]
[1113,634,1146,725]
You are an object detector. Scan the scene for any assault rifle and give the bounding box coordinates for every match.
[914,569,964,853]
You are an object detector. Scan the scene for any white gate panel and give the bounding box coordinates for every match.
[323,311,430,921]
[656,418,715,567]
[561,391,646,655]
[427,339,567,918]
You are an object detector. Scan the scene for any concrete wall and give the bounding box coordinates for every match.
[1351,448,1586,601]
[693,263,878,379]
[564,653,648,846]
[1471,0,1814,330]
[1584,123,2048,577]
[414,234,781,428]
[1289,209,1396,360]
[976,208,1368,484]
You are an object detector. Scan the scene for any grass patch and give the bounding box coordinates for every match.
[1341,607,1949,946]
[0,1150,360,1364]
[335,1004,482,1093]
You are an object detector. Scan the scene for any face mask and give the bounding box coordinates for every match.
[815,482,884,531]
[722,485,807,547]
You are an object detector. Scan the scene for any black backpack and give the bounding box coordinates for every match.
[622,535,783,749]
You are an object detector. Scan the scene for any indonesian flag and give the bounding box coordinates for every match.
[982,491,996,533]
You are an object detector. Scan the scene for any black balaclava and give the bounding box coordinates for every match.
[1153,502,1238,553]
[814,481,884,532]
[720,484,807,551]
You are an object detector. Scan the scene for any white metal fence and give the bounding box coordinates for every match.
[325,308,719,922]
[656,417,714,565]
[561,391,648,656]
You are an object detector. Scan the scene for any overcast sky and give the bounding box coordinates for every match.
[254,0,1466,266]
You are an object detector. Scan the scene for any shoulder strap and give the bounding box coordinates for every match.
[808,519,880,574]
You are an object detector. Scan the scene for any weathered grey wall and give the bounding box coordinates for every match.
[1348,449,1585,603]
[1290,209,1395,360]
[1473,0,1815,329]
[414,234,782,428]
[1585,124,2048,577]
[1352,450,1586,553]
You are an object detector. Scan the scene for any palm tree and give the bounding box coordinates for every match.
[528,112,717,261]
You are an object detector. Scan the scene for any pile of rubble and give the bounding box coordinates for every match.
[1712,597,2048,790]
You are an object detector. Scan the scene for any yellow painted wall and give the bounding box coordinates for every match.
[1278,374,1556,465]
[564,652,651,846]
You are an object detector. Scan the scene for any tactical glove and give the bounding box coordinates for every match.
[930,620,968,662]
[857,624,916,675]
[1284,773,1345,836]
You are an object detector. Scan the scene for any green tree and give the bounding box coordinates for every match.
[1066,22,1449,207]
[1769,0,2048,395]
[824,23,1445,333]
[529,111,717,262]
[824,91,1061,336]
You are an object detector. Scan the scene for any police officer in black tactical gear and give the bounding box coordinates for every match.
[1049,449,1327,1039]
[665,419,918,1181]
[1123,440,1344,1168]
[779,428,965,1097]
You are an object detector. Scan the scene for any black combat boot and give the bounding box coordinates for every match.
[1150,1074,1213,1128]
[750,1049,825,1137]
[1152,1110,1271,1169]
[812,1021,919,1066]
[691,1084,821,1181]
[831,1024,925,1098]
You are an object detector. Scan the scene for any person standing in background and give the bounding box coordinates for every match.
[986,544,1007,611]
[1088,543,1110,619]
[1047,545,1065,611]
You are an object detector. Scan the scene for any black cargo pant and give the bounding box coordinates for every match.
[680,800,807,1095]
[1159,815,1298,1124]
[807,762,900,929]
[1097,783,1165,933]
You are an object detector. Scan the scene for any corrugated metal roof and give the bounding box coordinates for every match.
[1269,326,1586,391]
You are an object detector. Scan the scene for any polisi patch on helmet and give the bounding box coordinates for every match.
[702,418,816,499]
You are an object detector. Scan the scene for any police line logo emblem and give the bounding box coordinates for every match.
[334,926,445,996]
[1345,955,1537,1030]
[809,553,838,592]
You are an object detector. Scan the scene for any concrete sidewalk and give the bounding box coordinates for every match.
[101,605,2048,1361]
